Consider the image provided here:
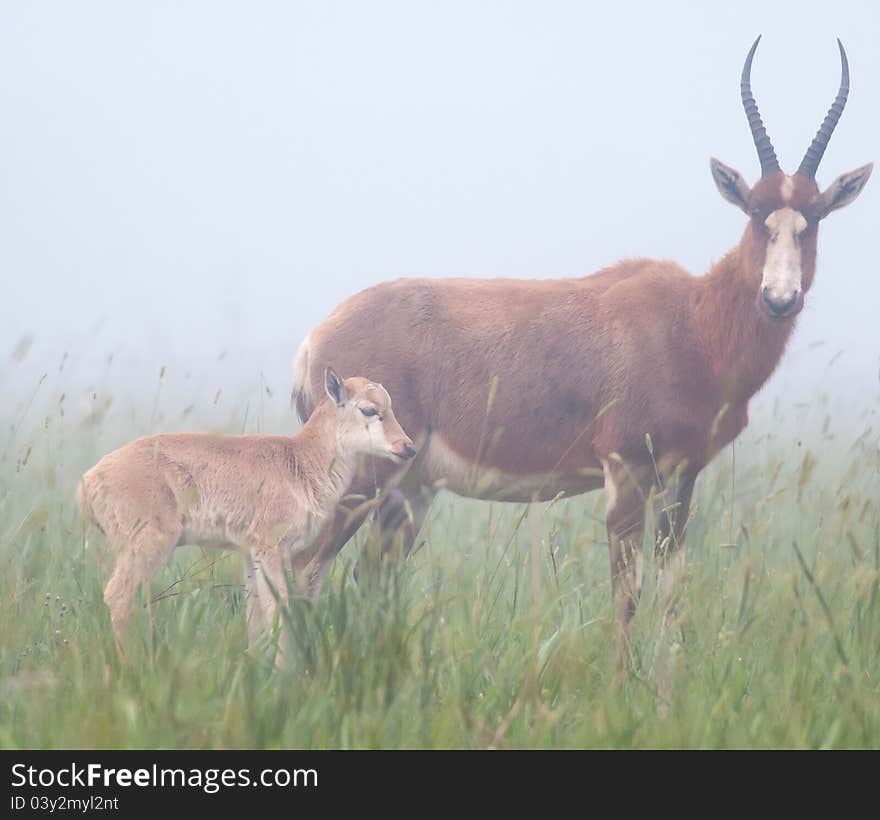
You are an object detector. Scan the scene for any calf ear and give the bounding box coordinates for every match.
[325,367,348,407]
[814,163,873,218]
[710,158,752,214]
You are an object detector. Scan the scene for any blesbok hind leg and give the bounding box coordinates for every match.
[602,458,652,675]
[103,523,182,651]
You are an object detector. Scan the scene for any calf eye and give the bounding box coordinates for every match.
[360,407,379,417]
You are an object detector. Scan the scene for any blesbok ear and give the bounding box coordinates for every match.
[813,163,873,219]
[325,367,348,407]
[710,158,752,214]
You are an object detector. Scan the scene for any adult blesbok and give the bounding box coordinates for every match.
[290,38,872,655]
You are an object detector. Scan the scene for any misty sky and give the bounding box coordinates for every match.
[1,1,877,419]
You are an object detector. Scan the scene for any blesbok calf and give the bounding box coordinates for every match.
[290,38,872,657]
[77,369,415,651]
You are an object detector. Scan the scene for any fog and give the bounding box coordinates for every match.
[1,1,877,429]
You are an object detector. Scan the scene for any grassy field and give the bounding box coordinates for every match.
[1,362,878,749]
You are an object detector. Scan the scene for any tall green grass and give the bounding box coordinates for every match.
[1,359,878,748]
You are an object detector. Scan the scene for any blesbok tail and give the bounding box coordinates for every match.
[75,475,104,534]
[291,333,316,423]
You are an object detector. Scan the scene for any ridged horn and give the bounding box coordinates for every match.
[741,35,781,177]
[797,39,849,179]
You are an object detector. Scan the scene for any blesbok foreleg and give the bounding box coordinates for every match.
[358,470,436,573]
[243,551,265,649]
[602,457,652,675]
[377,483,435,561]
[248,550,288,664]
[292,491,376,599]
[295,459,422,597]
[654,469,696,617]
[651,466,697,711]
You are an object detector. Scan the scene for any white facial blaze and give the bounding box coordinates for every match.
[762,207,808,304]
[780,175,794,203]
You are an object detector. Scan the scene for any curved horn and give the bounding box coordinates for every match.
[797,39,850,179]
[741,35,781,176]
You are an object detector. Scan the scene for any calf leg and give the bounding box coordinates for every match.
[293,458,423,598]
[243,551,265,648]
[249,550,287,635]
[291,493,376,599]
[247,550,289,666]
[104,523,182,653]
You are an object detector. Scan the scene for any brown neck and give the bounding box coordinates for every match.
[692,233,798,406]
[287,400,357,503]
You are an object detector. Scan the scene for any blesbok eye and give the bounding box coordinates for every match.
[360,407,379,417]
